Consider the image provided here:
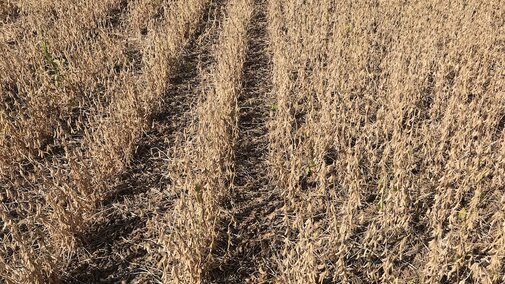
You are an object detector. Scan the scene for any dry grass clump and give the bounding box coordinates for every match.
[268,0,504,283]
[155,0,253,281]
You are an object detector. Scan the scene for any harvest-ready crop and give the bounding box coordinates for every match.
[1,0,503,283]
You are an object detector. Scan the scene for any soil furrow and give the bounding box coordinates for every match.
[62,1,227,283]
[209,0,281,282]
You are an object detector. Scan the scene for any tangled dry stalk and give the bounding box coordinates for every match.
[1,0,504,283]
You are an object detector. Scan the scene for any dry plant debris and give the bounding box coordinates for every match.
[0,0,504,283]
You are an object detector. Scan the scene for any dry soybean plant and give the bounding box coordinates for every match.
[155,0,253,282]
[1,0,210,282]
[0,0,504,283]
[268,0,504,283]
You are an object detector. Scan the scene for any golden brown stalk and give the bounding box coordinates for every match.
[157,0,253,282]
[0,0,210,282]
[0,0,129,178]
[268,0,504,283]
[0,0,504,282]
